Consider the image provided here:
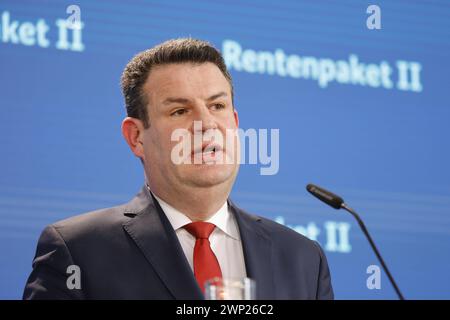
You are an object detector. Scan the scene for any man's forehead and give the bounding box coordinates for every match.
[144,63,231,102]
[147,62,226,83]
[161,91,229,106]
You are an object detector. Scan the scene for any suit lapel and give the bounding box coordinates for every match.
[121,187,275,300]
[229,199,275,300]
[122,188,203,300]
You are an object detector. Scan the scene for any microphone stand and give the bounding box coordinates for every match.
[341,203,405,300]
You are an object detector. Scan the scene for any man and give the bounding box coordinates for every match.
[23,38,333,300]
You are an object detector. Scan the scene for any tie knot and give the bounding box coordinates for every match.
[184,222,216,239]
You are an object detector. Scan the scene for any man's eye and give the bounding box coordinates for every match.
[211,103,225,110]
[171,109,186,116]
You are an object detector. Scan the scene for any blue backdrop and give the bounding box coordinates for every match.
[1,0,449,299]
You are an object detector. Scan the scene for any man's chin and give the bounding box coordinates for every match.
[178,165,237,188]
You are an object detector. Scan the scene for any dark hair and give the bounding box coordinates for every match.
[121,38,234,128]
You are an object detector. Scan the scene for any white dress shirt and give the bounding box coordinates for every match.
[152,193,247,280]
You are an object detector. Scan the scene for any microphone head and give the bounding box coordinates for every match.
[306,183,344,209]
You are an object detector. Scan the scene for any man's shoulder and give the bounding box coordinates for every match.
[47,203,128,242]
[46,188,150,244]
[233,204,322,254]
[53,203,126,228]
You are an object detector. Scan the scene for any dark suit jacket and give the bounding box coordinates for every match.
[23,187,334,300]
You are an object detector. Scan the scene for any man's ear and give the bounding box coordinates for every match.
[121,117,145,159]
[233,109,239,127]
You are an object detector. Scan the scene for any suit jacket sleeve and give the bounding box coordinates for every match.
[314,241,334,300]
[23,225,85,300]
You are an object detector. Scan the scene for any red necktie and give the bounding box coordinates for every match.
[184,222,223,292]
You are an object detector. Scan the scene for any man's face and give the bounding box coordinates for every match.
[141,62,239,191]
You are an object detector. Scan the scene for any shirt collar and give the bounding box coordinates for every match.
[151,192,240,241]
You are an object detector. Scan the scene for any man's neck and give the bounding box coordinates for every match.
[147,183,230,221]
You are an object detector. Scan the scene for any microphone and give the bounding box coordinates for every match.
[306,183,405,300]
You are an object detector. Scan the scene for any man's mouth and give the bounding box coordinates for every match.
[192,143,223,160]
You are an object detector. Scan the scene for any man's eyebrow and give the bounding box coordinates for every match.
[162,97,190,105]
[162,92,228,105]
[206,92,228,101]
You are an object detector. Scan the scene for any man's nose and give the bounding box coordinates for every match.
[192,105,218,132]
